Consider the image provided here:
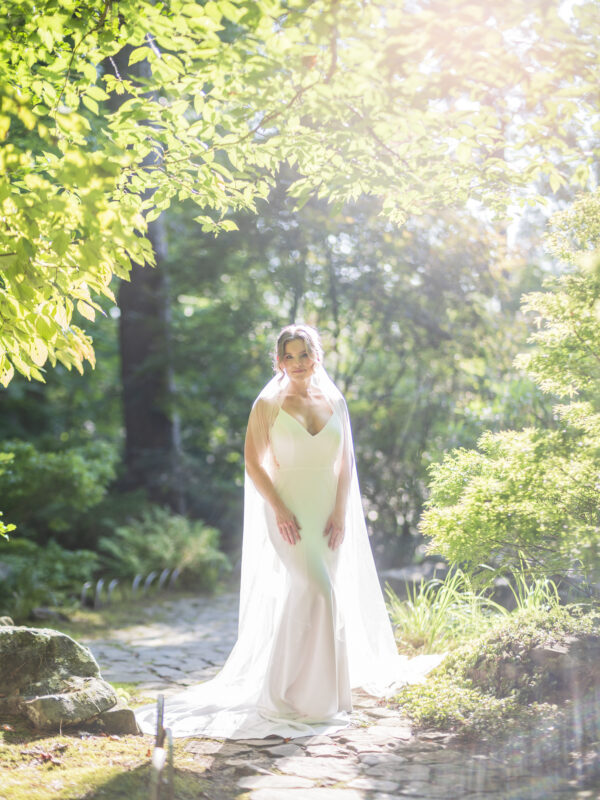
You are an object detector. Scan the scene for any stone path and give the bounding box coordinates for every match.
[81,593,599,800]
[86,593,236,693]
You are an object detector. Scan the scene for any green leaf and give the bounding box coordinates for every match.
[204,1,222,23]
[29,338,48,367]
[82,95,99,115]
[0,357,14,387]
[86,84,110,102]
[77,300,96,322]
[35,315,56,339]
[549,172,563,194]
[82,62,98,82]
[456,142,472,164]
[129,47,150,66]
[193,93,205,114]
[52,230,71,257]
[219,0,244,22]
[145,208,162,223]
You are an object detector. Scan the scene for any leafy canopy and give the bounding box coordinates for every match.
[1,0,599,385]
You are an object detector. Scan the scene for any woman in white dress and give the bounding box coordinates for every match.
[135,324,439,739]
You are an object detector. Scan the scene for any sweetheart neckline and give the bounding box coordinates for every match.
[277,406,335,438]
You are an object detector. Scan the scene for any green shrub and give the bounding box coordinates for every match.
[454,604,599,699]
[421,423,600,582]
[395,673,524,736]
[0,539,98,622]
[75,487,158,551]
[395,605,600,739]
[98,505,230,591]
[0,439,118,547]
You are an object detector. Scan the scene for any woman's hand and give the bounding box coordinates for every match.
[275,503,301,545]
[324,508,345,550]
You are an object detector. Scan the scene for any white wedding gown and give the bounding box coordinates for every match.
[135,372,442,739]
[258,404,352,723]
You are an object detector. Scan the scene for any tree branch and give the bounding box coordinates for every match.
[52,0,113,126]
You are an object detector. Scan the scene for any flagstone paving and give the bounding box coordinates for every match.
[81,593,599,800]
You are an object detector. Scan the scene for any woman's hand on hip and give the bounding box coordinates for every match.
[324,509,345,550]
[275,503,301,545]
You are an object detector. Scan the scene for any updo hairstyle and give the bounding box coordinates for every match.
[274,324,323,377]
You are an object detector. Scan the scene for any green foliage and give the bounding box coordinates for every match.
[545,190,600,266]
[98,505,230,590]
[0,512,15,541]
[506,571,561,613]
[516,266,600,401]
[395,673,522,736]
[395,605,600,739]
[0,538,98,622]
[73,488,157,553]
[458,605,597,699]
[0,451,16,540]
[422,425,600,580]
[3,185,549,558]
[422,194,600,583]
[386,569,507,654]
[1,0,599,384]
[0,439,118,546]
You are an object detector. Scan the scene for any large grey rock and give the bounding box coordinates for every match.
[467,632,600,701]
[530,634,600,698]
[0,625,124,731]
[22,676,117,730]
[0,626,100,695]
[85,699,141,735]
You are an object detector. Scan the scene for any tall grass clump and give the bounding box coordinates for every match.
[387,568,566,654]
[386,568,507,654]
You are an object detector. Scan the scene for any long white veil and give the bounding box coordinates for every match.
[135,365,441,739]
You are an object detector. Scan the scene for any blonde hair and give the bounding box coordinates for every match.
[274,324,323,375]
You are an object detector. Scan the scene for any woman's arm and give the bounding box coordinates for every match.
[244,403,301,545]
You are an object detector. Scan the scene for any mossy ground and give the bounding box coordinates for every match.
[0,714,210,800]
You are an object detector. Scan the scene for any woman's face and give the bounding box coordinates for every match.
[279,338,316,380]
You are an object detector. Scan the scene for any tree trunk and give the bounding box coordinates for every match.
[106,47,185,513]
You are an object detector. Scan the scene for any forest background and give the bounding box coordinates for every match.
[1,0,599,621]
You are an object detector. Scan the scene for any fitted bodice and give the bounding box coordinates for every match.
[269,406,343,473]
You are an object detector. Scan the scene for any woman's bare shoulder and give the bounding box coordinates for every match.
[251,394,280,415]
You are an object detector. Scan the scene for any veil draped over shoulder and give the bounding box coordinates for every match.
[135,365,441,740]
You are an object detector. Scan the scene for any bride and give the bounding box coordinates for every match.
[135,323,440,739]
